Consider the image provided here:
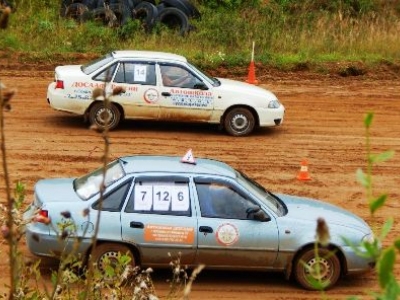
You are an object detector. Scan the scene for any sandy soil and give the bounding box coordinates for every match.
[0,64,399,299]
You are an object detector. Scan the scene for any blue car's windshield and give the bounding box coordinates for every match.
[81,53,114,75]
[74,159,125,200]
[236,170,286,216]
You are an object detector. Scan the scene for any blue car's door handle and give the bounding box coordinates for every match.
[130,221,144,229]
[199,226,213,233]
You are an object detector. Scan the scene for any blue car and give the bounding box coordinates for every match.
[24,154,376,290]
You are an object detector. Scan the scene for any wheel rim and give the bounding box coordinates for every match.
[304,257,333,281]
[95,107,115,127]
[231,113,249,132]
[97,250,120,273]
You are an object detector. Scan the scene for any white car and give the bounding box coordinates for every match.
[47,51,285,136]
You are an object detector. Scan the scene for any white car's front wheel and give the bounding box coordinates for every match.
[224,107,255,136]
[89,102,121,130]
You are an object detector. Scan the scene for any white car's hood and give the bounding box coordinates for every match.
[277,194,370,233]
[215,78,277,99]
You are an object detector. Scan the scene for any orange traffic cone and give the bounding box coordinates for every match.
[297,159,311,181]
[245,41,259,85]
[245,60,259,85]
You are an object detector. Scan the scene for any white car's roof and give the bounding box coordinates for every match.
[111,50,187,63]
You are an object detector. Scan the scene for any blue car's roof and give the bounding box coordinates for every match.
[119,155,236,178]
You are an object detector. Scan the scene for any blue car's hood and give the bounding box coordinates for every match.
[35,178,82,204]
[276,194,370,232]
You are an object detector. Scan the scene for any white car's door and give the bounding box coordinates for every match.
[157,63,214,122]
[194,179,279,268]
[108,61,161,120]
[121,176,198,266]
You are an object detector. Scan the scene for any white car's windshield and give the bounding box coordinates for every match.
[74,160,125,200]
[236,170,286,216]
[81,53,114,75]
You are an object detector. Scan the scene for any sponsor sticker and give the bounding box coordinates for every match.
[216,223,239,246]
[144,224,194,244]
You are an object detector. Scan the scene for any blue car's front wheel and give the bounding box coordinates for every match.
[294,247,341,290]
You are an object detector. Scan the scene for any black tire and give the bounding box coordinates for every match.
[91,243,136,281]
[223,107,255,136]
[81,0,98,9]
[108,3,127,26]
[294,247,341,290]
[161,0,200,19]
[132,1,158,32]
[85,6,119,27]
[65,3,89,22]
[106,1,133,25]
[60,0,73,17]
[155,7,190,36]
[89,102,121,130]
[143,0,157,4]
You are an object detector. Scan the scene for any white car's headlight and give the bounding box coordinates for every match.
[268,99,281,109]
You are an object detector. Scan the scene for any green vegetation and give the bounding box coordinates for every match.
[1,0,400,69]
[1,1,400,298]
[352,113,399,300]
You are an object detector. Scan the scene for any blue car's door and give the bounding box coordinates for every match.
[91,180,132,241]
[120,176,198,266]
[193,179,279,268]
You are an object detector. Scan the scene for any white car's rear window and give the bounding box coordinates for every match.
[81,53,114,75]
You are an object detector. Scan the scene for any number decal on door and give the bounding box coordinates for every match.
[134,183,189,211]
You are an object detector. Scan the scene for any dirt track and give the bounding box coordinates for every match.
[0,66,399,299]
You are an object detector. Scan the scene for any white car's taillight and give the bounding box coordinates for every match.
[55,80,64,89]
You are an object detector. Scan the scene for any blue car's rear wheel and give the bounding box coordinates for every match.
[294,247,341,290]
[91,243,136,282]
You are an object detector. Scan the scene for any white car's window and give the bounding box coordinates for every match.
[187,62,220,87]
[160,64,202,89]
[195,181,258,219]
[93,63,118,82]
[74,160,125,200]
[125,180,191,216]
[114,62,156,85]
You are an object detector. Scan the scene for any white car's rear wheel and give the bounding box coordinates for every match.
[89,102,121,130]
[224,107,255,136]
[294,247,341,290]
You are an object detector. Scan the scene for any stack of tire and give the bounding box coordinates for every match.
[61,0,200,36]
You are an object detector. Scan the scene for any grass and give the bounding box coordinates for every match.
[0,1,399,70]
